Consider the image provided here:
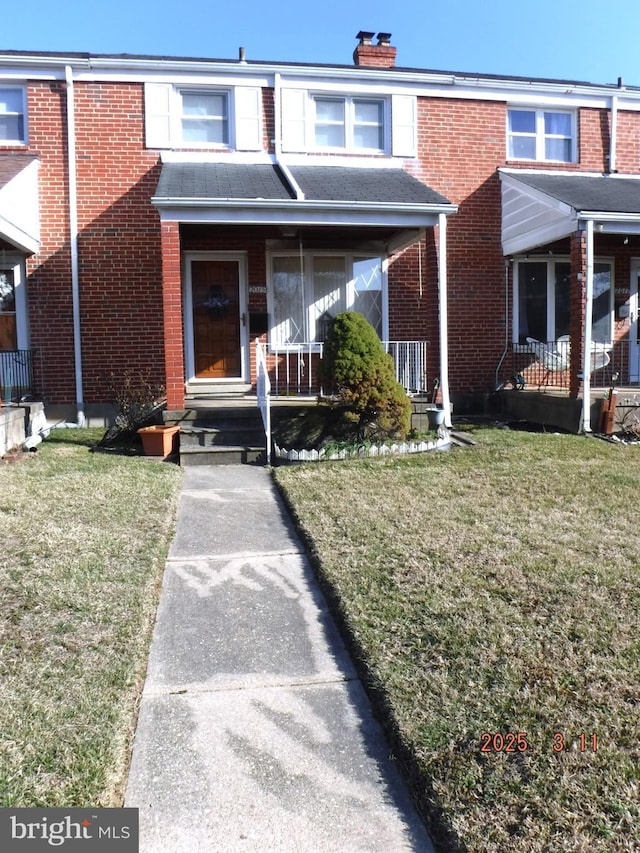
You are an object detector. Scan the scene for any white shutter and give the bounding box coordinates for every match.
[234,86,262,151]
[391,94,417,157]
[281,88,307,152]
[145,82,173,148]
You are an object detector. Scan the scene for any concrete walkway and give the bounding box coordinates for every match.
[125,465,434,853]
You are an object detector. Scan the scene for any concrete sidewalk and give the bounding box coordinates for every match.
[125,465,434,853]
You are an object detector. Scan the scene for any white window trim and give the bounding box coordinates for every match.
[507,107,577,164]
[267,249,388,348]
[0,86,28,146]
[513,255,614,346]
[309,94,390,154]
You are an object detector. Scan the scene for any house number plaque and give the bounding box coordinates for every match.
[249,286,267,294]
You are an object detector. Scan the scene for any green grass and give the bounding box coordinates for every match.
[0,428,182,807]
[274,428,640,852]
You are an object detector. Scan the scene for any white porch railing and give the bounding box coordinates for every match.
[255,338,271,465]
[264,340,429,397]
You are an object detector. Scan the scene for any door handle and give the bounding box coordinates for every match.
[241,313,246,327]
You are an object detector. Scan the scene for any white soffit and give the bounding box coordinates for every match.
[500,171,576,256]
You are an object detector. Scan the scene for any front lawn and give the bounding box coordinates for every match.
[0,429,182,807]
[274,428,640,852]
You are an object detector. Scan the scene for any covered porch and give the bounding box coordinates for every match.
[152,159,457,423]
[500,169,640,432]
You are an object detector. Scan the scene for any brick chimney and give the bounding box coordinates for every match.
[353,31,397,68]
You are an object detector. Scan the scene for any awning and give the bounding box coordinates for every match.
[500,169,640,255]
[0,154,40,254]
[152,161,456,241]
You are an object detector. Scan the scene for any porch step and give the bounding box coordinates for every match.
[179,445,266,466]
[170,404,268,465]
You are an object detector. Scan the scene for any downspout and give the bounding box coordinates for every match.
[273,72,305,200]
[609,93,618,173]
[582,219,595,433]
[65,64,85,425]
[437,212,452,427]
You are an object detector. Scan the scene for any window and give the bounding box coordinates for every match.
[313,96,385,151]
[270,253,384,345]
[508,109,574,162]
[515,258,612,343]
[180,91,229,145]
[0,269,16,349]
[0,88,26,144]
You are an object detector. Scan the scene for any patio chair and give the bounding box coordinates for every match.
[526,336,570,388]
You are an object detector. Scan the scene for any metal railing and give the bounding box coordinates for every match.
[510,339,640,390]
[265,340,429,397]
[0,349,34,403]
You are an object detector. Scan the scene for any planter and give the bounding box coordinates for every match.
[137,424,180,457]
[425,405,446,429]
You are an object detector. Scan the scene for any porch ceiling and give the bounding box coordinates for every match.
[152,161,457,232]
[500,169,640,255]
[0,154,40,254]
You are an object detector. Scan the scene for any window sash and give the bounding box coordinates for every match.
[0,88,25,143]
[508,108,573,162]
[313,95,385,152]
[180,91,229,145]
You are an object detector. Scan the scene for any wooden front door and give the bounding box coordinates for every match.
[191,259,243,379]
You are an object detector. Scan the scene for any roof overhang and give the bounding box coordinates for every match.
[0,156,40,254]
[500,168,640,255]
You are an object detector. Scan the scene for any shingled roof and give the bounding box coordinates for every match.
[0,153,37,190]
[510,172,640,213]
[154,161,451,206]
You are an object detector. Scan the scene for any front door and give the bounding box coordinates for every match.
[630,261,640,382]
[189,256,246,381]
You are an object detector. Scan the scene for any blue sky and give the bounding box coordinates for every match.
[3,0,640,87]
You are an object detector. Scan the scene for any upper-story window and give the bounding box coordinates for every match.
[508,108,575,163]
[144,82,262,151]
[0,88,26,144]
[313,96,385,151]
[180,91,229,145]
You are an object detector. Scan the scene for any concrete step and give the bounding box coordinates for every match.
[179,445,266,466]
[180,425,265,448]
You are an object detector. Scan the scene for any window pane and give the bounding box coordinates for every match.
[353,124,383,149]
[0,115,23,140]
[545,137,571,161]
[544,112,571,135]
[182,119,227,144]
[272,257,306,345]
[315,124,345,147]
[315,99,344,122]
[354,100,382,124]
[509,136,536,159]
[518,262,548,343]
[0,90,22,113]
[352,257,383,336]
[509,110,535,133]
[592,263,612,341]
[182,93,226,118]
[554,263,571,339]
[312,256,346,340]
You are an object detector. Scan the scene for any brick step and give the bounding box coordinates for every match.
[179,445,266,466]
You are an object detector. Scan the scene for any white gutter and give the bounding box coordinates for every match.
[582,219,595,433]
[273,72,305,201]
[65,64,85,425]
[438,212,452,428]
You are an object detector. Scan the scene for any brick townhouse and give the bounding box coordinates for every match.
[2,31,640,434]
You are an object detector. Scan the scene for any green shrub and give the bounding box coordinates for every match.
[319,312,411,440]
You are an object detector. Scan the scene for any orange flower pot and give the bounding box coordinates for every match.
[137,424,180,457]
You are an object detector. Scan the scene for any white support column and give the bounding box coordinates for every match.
[582,219,595,433]
[437,213,452,428]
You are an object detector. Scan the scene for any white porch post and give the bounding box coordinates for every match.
[582,219,595,433]
[437,213,452,428]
